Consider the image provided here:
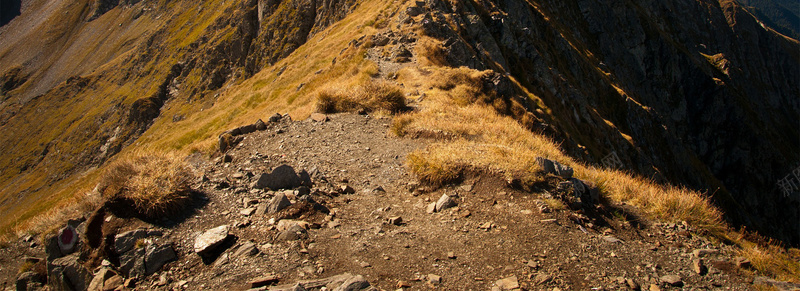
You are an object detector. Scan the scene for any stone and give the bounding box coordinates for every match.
[534,273,552,284]
[16,271,43,291]
[269,113,282,122]
[339,185,356,194]
[276,220,310,232]
[447,252,456,259]
[426,202,436,214]
[692,248,718,257]
[115,229,148,254]
[88,267,115,291]
[435,194,457,212]
[268,193,293,213]
[57,225,79,255]
[249,274,280,288]
[119,245,145,278]
[649,284,661,291]
[238,124,257,135]
[145,244,177,275]
[536,157,573,178]
[388,216,403,225]
[241,207,256,216]
[255,204,269,216]
[602,235,623,244]
[48,254,91,290]
[105,275,123,290]
[223,154,233,163]
[334,275,370,291]
[256,165,308,190]
[45,235,63,260]
[427,274,441,285]
[278,225,308,241]
[753,276,800,290]
[626,278,640,290]
[659,275,682,286]
[233,241,259,258]
[735,256,752,268]
[692,258,707,275]
[194,225,230,255]
[255,119,267,130]
[495,276,519,290]
[310,113,329,122]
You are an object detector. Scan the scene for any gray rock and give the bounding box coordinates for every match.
[435,194,457,212]
[753,276,800,290]
[145,244,177,275]
[277,225,308,241]
[388,217,403,226]
[234,241,259,257]
[45,235,63,261]
[255,119,267,130]
[16,271,43,291]
[534,273,552,284]
[659,275,682,286]
[495,276,519,290]
[119,246,146,278]
[334,275,370,291]
[256,165,309,190]
[47,254,91,290]
[255,204,269,216]
[115,229,148,254]
[426,274,441,285]
[536,157,573,178]
[268,113,282,122]
[238,124,257,135]
[241,207,256,216]
[268,193,292,214]
[194,225,230,254]
[692,248,718,257]
[87,267,115,291]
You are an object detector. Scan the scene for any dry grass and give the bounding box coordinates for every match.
[97,151,194,218]
[393,65,799,281]
[316,79,407,114]
[416,36,448,67]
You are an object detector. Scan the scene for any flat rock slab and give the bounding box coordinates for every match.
[495,276,519,290]
[194,225,229,254]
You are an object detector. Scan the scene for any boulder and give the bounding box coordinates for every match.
[277,225,308,241]
[16,271,44,291]
[334,275,370,291]
[435,194,457,212]
[194,225,230,255]
[238,124,257,135]
[255,165,311,190]
[145,244,177,275]
[88,267,116,291]
[48,254,91,291]
[310,113,329,122]
[119,246,146,278]
[268,113,282,122]
[268,193,293,214]
[495,276,519,290]
[255,119,267,130]
[536,157,573,178]
[115,229,148,254]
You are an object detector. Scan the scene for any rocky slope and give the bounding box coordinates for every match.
[0,0,798,272]
[4,113,796,290]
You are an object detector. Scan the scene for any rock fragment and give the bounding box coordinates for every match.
[435,194,457,212]
[495,276,519,290]
[194,225,229,255]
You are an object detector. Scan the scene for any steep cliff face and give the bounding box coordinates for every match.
[413,0,799,244]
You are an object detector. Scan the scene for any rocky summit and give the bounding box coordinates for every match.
[0,0,798,289]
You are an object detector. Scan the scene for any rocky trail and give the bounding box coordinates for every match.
[1,113,791,290]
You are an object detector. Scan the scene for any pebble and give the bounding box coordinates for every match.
[495,276,519,290]
[660,274,682,286]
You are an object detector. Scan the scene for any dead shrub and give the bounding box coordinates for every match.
[97,152,194,218]
[315,79,406,114]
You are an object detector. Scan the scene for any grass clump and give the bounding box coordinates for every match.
[316,79,407,114]
[97,152,194,218]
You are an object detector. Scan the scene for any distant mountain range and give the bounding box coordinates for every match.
[738,0,800,39]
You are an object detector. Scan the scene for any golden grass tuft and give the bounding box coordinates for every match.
[97,152,194,218]
[316,79,407,114]
[416,36,448,67]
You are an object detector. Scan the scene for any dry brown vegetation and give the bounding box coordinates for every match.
[316,79,407,114]
[394,63,799,281]
[97,152,194,218]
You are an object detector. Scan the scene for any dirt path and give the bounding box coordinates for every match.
[1,113,762,290]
